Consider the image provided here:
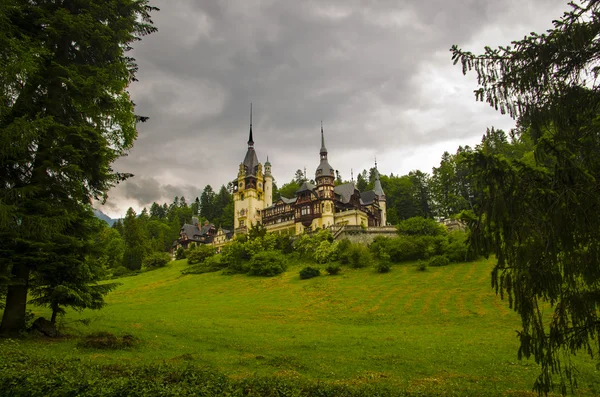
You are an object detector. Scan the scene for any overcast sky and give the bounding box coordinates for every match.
[97,0,570,218]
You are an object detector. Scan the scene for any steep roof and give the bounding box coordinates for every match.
[242,104,260,176]
[296,181,316,194]
[373,163,385,198]
[315,125,335,178]
[334,182,357,204]
[360,190,377,205]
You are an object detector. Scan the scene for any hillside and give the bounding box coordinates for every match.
[6,259,600,396]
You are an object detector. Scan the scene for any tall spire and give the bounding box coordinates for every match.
[320,121,327,158]
[248,103,254,147]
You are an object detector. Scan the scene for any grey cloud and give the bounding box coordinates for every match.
[102,0,572,215]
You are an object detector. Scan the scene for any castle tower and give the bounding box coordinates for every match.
[264,156,273,208]
[233,105,265,233]
[373,159,387,226]
[315,122,335,228]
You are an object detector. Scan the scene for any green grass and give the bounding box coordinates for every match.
[2,258,599,396]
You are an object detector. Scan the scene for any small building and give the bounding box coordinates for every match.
[174,217,233,251]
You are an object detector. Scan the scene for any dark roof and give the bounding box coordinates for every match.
[243,147,259,176]
[360,191,377,205]
[373,168,385,197]
[316,158,334,178]
[315,126,335,178]
[334,183,357,204]
[180,223,215,240]
[280,196,297,204]
[181,223,200,238]
[296,181,316,194]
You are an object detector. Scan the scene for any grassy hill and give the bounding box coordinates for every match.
[3,258,599,396]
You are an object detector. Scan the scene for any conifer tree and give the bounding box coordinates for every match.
[0,0,157,334]
[452,1,600,393]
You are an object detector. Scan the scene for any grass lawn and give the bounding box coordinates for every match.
[2,257,598,396]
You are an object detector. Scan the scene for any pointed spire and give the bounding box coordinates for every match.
[320,121,327,155]
[248,103,254,147]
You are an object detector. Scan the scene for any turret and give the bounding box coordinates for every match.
[233,104,266,234]
[315,123,335,227]
[373,159,387,226]
[264,156,273,207]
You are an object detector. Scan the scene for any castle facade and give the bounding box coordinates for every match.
[233,115,387,236]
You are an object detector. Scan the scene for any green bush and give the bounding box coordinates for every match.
[340,243,373,268]
[314,240,338,264]
[375,262,391,273]
[294,230,333,259]
[187,244,216,265]
[398,216,447,236]
[416,260,428,272]
[299,266,321,279]
[182,254,227,275]
[325,264,341,275]
[428,255,450,267]
[386,236,421,262]
[221,241,249,273]
[446,230,477,262]
[247,250,287,277]
[175,246,186,260]
[77,332,138,350]
[112,266,130,277]
[142,252,170,270]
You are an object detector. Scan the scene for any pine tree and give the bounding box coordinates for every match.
[452,1,600,393]
[0,0,157,335]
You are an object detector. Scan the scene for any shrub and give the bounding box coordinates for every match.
[294,230,333,259]
[112,266,129,277]
[416,260,427,272]
[275,234,295,254]
[375,262,391,273]
[187,244,216,265]
[428,255,450,267]
[220,241,248,273]
[325,264,341,275]
[340,243,373,268]
[446,230,477,262]
[175,246,186,260]
[142,252,170,270]
[398,216,447,236]
[314,240,338,264]
[77,332,138,350]
[299,266,321,279]
[369,236,390,259]
[182,254,227,275]
[247,250,287,277]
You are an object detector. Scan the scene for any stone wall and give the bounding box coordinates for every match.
[331,225,397,245]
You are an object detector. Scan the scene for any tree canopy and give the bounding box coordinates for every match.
[452,1,600,394]
[0,0,157,334]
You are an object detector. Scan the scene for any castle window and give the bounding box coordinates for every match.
[240,220,245,227]
[241,194,244,201]
[258,183,262,188]
[301,205,310,216]
[258,193,262,200]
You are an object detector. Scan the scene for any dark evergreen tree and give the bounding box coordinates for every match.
[122,208,147,271]
[452,1,600,392]
[0,0,157,335]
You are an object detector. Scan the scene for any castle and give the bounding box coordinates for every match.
[232,111,387,236]
[174,110,390,253]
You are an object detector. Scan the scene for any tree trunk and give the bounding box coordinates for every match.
[0,263,30,336]
[50,306,58,324]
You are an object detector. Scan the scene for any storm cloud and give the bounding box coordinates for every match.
[98,0,570,218]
